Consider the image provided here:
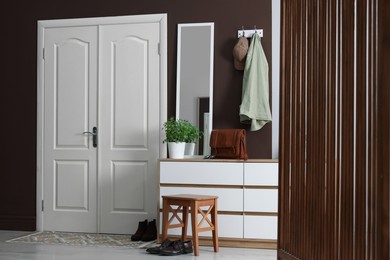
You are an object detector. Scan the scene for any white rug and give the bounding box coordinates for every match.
[6,231,156,249]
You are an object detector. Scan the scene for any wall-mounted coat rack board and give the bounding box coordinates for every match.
[237,29,263,38]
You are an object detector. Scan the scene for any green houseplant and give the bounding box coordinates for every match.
[183,120,203,143]
[163,118,202,158]
[182,120,203,156]
[163,117,189,158]
[163,117,189,143]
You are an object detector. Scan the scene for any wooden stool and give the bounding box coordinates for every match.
[161,194,219,256]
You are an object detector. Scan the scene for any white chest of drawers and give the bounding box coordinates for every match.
[158,158,278,249]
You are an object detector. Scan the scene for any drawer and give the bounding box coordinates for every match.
[244,215,278,240]
[244,163,278,186]
[160,162,243,185]
[244,189,278,212]
[160,187,243,211]
[159,213,244,239]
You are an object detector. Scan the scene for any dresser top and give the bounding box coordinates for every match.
[159,158,278,163]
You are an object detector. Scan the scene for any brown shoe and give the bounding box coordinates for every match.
[159,240,193,256]
[131,219,148,241]
[141,219,157,242]
[146,238,173,254]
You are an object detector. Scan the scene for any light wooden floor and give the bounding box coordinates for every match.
[0,230,277,260]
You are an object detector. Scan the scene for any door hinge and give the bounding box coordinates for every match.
[41,200,44,211]
[158,43,160,55]
[43,48,45,60]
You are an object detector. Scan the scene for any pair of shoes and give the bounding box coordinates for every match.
[145,238,173,254]
[146,239,193,255]
[131,219,157,242]
[158,239,193,256]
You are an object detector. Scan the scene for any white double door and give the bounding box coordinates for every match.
[40,15,165,234]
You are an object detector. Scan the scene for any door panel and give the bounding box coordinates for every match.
[43,26,98,232]
[112,36,148,148]
[56,39,91,148]
[55,160,89,210]
[99,23,160,234]
[112,161,147,211]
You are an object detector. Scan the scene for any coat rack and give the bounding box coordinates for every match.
[237,27,263,38]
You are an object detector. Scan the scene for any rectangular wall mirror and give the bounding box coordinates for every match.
[176,22,214,156]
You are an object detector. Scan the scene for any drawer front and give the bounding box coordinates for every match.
[244,189,278,212]
[160,162,243,185]
[160,187,243,211]
[244,163,278,186]
[159,213,244,239]
[244,215,278,240]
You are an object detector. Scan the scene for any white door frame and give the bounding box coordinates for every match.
[36,14,167,231]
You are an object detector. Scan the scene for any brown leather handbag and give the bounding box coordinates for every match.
[209,129,248,160]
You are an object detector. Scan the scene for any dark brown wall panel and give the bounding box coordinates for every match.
[379,0,390,258]
[0,0,273,230]
[278,0,389,259]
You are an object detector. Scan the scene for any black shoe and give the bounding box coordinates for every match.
[146,238,173,254]
[131,219,148,241]
[159,240,193,256]
[141,219,157,242]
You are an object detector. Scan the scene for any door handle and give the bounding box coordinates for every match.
[83,127,97,147]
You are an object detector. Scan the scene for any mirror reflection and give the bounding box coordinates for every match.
[176,22,214,156]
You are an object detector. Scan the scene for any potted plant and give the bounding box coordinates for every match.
[163,117,189,158]
[163,118,203,158]
[183,121,203,156]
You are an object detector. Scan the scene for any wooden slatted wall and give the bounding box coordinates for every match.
[278,0,389,259]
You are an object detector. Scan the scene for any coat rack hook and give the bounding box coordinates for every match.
[237,27,263,38]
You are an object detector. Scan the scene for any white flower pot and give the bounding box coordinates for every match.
[168,142,186,159]
[185,143,196,156]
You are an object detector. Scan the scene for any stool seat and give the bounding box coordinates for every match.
[161,194,219,256]
[162,194,218,201]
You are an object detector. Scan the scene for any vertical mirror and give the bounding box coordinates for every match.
[176,22,214,156]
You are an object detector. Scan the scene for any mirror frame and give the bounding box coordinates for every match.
[175,22,214,155]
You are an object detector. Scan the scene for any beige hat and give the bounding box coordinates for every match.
[232,36,249,70]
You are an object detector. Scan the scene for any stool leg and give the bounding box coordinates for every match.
[161,198,169,241]
[191,201,199,256]
[211,199,219,252]
[182,206,189,241]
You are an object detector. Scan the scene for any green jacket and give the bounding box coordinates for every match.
[239,33,272,131]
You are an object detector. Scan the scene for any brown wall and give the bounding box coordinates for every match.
[0,0,273,230]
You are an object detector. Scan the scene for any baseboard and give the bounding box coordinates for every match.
[0,215,36,231]
[278,249,301,260]
[159,235,277,249]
